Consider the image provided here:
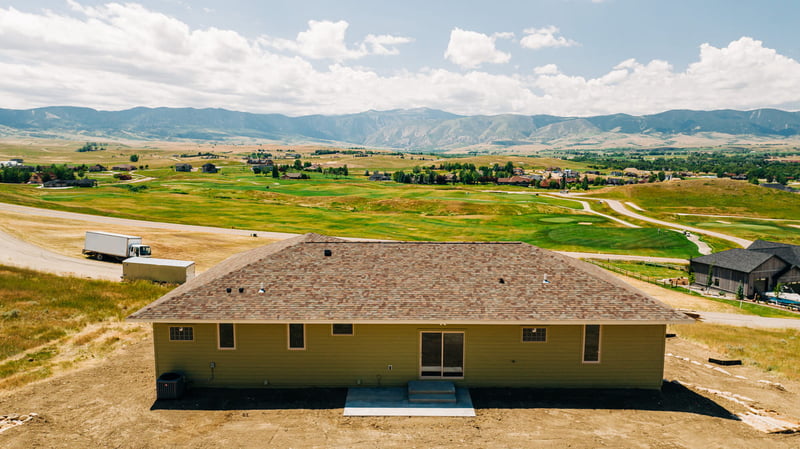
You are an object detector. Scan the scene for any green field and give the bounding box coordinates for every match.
[593,178,800,244]
[0,164,701,257]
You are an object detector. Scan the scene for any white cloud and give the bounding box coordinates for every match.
[444,27,512,69]
[0,4,798,118]
[262,19,411,61]
[520,26,578,50]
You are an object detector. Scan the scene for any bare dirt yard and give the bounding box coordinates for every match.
[1,324,798,449]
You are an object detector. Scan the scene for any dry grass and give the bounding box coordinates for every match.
[0,210,273,271]
[671,322,800,381]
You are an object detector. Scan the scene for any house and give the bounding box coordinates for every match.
[201,163,219,173]
[88,164,106,172]
[112,164,137,171]
[690,240,800,297]
[128,234,691,390]
[368,172,391,181]
[175,163,192,172]
[496,176,532,186]
[43,179,97,188]
[281,172,304,180]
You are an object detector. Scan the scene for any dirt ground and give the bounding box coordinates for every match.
[1,326,798,449]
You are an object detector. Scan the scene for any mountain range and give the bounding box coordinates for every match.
[1,106,799,152]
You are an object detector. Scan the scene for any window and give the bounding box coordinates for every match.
[583,325,601,363]
[332,323,353,336]
[714,278,720,286]
[288,323,305,350]
[218,323,235,349]
[169,326,193,341]
[522,327,547,342]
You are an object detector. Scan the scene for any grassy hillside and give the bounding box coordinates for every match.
[594,178,800,244]
[0,265,171,387]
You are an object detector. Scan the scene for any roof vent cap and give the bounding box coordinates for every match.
[324,249,332,257]
[226,287,232,293]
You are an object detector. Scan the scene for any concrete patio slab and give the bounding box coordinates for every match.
[343,387,475,417]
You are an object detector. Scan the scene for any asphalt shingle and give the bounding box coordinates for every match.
[128,234,691,324]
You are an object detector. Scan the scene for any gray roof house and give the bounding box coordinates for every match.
[690,240,800,297]
[128,234,691,391]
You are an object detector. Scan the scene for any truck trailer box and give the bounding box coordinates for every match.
[122,257,195,284]
[83,231,151,261]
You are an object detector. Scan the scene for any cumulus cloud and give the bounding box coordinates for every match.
[262,19,411,60]
[444,28,512,69]
[0,4,798,117]
[520,26,578,50]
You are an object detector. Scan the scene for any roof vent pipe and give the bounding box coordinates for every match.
[238,287,244,293]
[324,249,332,257]
[542,274,550,284]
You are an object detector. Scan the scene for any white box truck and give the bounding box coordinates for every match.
[83,231,151,262]
[122,258,195,284]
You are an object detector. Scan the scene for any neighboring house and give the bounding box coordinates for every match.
[201,163,219,173]
[175,163,192,172]
[43,179,97,188]
[496,176,532,186]
[88,164,106,172]
[690,240,800,297]
[281,172,304,180]
[128,234,691,390]
[368,172,391,181]
[112,164,137,171]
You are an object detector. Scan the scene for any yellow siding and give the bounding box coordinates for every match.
[152,323,666,390]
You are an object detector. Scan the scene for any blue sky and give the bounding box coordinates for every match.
[1,0,798,116]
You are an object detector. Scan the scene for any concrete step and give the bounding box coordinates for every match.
[408,393,457,403]
[408,380,456,395]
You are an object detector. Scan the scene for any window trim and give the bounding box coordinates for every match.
[168,326,194,342]
[217,323,236,350]
[331,323,354,336]
[419,331,465,379]
[582,324,602,364]
[521,327,547,343]
[288,323,306,350]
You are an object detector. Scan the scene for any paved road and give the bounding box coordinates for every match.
[698,311,800,329]
[0,228,121,281]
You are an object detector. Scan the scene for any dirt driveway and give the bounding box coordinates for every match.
[1,328,798,448]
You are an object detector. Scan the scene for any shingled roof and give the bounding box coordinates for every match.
[691,248,777,273]
[128,234,691,324]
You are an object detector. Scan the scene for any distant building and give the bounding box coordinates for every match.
[88,164,107,172]
[43,179,97,188]
[112,164,137,171]
[201,163,219,173]
[690,240,800,298]
[369,172,391,181]
[281,172,305,180]
[175,163,192,172]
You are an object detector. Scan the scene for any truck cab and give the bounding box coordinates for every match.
[131,244,152,258]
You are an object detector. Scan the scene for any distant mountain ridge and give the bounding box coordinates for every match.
[1,106,798,151]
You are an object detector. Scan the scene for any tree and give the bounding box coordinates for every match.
[130,154,139,163]
[293,159,302,170]
[271,166,279,178]
[736,282,744,301]
[581,175,589,190]
[657,171,666,182]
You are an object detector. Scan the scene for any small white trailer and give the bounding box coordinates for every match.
[122,257,195,284]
